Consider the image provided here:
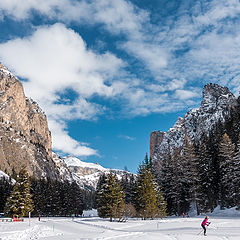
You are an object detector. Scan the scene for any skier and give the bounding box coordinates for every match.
[201,216,210,236]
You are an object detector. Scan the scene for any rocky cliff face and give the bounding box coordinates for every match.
[150,131,165,160]
[0,64,59,179]
[151,83,238,163]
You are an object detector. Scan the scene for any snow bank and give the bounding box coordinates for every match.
[210,206,240,217]
[83,209,98,217]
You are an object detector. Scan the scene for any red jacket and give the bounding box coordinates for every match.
[202,218,208,226]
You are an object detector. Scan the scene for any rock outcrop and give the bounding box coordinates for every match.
[0,64,59,179]
[150,131,165,160]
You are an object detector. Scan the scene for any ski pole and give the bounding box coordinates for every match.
[197,229,203,235]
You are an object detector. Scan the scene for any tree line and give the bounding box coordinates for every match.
[2,120,239,220]
[0,168,94,217]
[155,129,240,216]
[95,158,167,221]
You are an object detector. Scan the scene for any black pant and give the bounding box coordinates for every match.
[201,224,206,235]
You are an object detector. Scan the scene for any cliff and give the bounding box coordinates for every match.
[0,64,59,179]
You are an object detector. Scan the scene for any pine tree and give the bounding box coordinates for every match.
[0,177,13,213]
[96,172,125,221]
[68,181,83,216]
[234,134,240,208]
[219,133,236,208]
[160,148,187,216]
[155,184,167,217]
[182,135,202,215]
[120,173,135,204]
[197,134,216,212]
[4,168,34,217]
[135,162,166,219]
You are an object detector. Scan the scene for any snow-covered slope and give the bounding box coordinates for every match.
[152,83,238,161]
[62,156,130,190]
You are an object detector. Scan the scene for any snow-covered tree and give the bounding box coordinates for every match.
[4,168,34,217]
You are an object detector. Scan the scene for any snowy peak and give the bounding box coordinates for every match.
[201,83,236,113]
[63,156,106,171]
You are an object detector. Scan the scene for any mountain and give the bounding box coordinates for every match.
[150,83,239,162]
[0,64,64,179]
[62,155,130,190]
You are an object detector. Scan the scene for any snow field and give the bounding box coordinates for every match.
[1,216,240,240]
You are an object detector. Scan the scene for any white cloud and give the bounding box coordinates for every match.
[0,0,170,80]
[146,79,187,93]
[118,135,135,141]
[0,23,124,156]
[48,119,98,156]
[1,1,239,148]
[174,89,200,100]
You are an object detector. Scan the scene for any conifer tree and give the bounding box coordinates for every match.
[0,177,13,213]
[120,173,136,205]
[4,168,34,217]
[135,162,166,219]
[234,133,240,208]
[160,148,187,215]
[155,184,167,217]
[96,172,125,221]
[197,134,216,212]
[182,135,201,215]
[219,133,236,208]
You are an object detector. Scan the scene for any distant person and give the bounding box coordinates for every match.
[201,216,210,236]
[182,213,185,218]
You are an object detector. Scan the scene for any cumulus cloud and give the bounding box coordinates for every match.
[0,0,170,80]
[0,23,123,156]
[1,0,240,156]
[48,119,98,156]
[174,89,200,100]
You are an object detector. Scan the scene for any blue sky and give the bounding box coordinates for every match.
[0,0,240,172]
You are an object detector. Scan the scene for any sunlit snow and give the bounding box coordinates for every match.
[1,208,240,240]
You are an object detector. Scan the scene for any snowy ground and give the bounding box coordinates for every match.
[1,214,240,240]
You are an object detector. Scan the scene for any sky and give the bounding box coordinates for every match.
[0,0,240,173]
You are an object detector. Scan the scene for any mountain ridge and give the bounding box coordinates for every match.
[150,83,239,162]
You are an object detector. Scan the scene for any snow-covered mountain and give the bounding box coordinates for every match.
[61,156,130,190]
[151,83,239,162]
